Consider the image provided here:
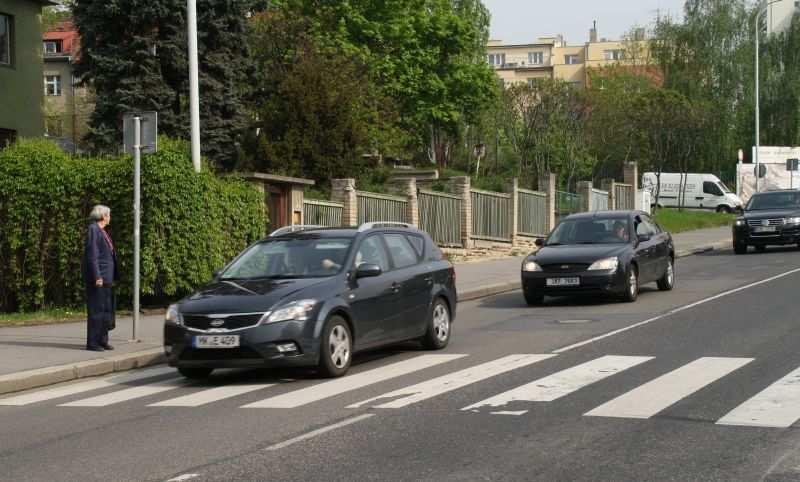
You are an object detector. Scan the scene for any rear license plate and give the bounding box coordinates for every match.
[193,335,240,349]
[753,226,777,233]
[546,277,580,287]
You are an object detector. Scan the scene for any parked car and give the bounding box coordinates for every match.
[164,223,457,379]
[733,190,800,254]
[642,172,742,213]
[521,211,675,305]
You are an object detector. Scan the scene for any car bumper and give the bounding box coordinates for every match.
[164,319,320,369]
[521,270,627,297]
[734,226,800,246]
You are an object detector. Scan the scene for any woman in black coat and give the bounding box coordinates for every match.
[82,205,118,351]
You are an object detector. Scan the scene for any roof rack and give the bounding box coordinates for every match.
[269,225,325,237]
[357,222,417,232]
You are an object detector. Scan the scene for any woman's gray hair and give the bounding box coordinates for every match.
[89,205,111,221]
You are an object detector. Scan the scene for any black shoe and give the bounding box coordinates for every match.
[101,344,114,351]
[87,346,105,352]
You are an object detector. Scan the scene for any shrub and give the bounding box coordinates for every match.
[0,138,265,312]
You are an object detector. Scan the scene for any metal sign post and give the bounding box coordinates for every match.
[123,112,157,342]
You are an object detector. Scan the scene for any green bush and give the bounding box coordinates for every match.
[0,138,266,312]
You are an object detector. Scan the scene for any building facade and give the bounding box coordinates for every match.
[0,0,53,146]
[766,0,799,35]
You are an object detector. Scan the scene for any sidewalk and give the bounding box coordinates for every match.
[0,225,731,394]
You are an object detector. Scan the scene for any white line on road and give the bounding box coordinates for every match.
[265,414,375,451]
[150,384,276,407]
[348,354,555,409]
[243,354,465,409]
[553,267,800,354]
[0,366,176,406]
[462,355,653,413]
[165,474,201,482]
[585,357,753,419]
[717,366,800,428]
[60,378,188,407]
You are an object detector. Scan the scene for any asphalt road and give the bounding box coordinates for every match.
[3,246,800,482]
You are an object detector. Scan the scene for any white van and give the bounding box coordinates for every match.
[642,172,743,212]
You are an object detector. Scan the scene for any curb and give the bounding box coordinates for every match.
[0,347,164,396]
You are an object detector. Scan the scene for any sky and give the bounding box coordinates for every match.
[482,0,687,45]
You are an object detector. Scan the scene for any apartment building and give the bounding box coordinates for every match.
[766,0,799,35]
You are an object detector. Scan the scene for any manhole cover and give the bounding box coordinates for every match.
[555,319,594,325]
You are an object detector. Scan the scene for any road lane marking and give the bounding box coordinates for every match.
[149,384,276,407]
[59,378,188,407]
[165,474,200,482]
[347,354,555,409]
[462,355,653,413]
[0,367,175,406]
[242,354,466,409]
[717,366,800,428]
[265,414,374,451]
[553,267,800,354]
[585,357,753,419]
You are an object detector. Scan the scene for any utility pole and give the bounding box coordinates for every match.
[188,0,201,173]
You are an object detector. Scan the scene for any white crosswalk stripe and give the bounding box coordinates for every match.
[0,366,176,406]
[59,378,188,407]
[717,366,800,428]
[348,354,556,409]
[150,384,276,407]
[462,355,653,414]
[585,357,753,419]
[243,354,466,409]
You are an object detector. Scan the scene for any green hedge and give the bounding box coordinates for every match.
[0,138,266,312]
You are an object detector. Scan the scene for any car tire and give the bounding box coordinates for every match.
[524,290,544,306]
[421,298,452,350]
[657,258,675,291]
[755,245,767,253]
[318,316,352,378]
[734,240,748,255]
[622,265,639,303]
[717,205,732,214]
[177,367,213,379]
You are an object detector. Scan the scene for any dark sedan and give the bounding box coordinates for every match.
[521,211,675,305]
[733,190,800,254]
[164,224,457,379]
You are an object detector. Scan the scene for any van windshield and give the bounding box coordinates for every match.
[718,182,731,193]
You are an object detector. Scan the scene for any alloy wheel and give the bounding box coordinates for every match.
[328,325,351,369]
[432,303,450,343]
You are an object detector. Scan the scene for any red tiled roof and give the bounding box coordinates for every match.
[43,20,81,61]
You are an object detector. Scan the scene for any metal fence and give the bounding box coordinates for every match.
[555,191,583,222]
[591,188,609,211]
[303,199,344,227]
[615,183,634,210]
[471,189,512,241]
[418,189,462,246]
[356,191,408,225]
[517,188,548,236]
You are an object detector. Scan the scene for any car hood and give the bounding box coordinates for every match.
[533,244,630,265]
[742,209,800,220]
[178,277,333,314]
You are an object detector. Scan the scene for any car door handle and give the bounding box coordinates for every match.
[424,276,433,285]
[391,282,401,293]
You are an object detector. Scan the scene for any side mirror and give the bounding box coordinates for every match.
[637,234,651,243]
[356,263,382,279]
[213,269,223,278]
[535,238,545,248]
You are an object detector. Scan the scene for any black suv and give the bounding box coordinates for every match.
[733,190,800,254]
[164,223,457,378]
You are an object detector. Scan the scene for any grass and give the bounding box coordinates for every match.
[653,208,735,234]
[0,308,88,327]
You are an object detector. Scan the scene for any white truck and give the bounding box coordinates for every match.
[642,172,743,213]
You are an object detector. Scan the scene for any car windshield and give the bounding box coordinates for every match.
[746,192,800,211]
[220,237,352,280]
[546,217,631,246]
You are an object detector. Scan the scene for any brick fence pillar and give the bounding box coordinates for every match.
[507,178,519,243]
[331,178,358,227]
[543,172,557,232]
[390,178,419,226]
[451,176,472,248]
[577,180,593,212]
[623,162,639,193]
[602,179,617,210]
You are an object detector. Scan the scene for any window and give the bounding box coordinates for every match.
[384,234,419,269]
[44,75,61,96]
[528,51,544,65]
[43,40,62,55]
[220,238,353,279]
[0,14,11,66]
[604,49,625,61]
[565,54,581,65]
[703,181,724,197]
[487,53,506,67]
[45,116,63,137]
[355,236,390,272]
[0,128,16,149]
[406,235,425,258]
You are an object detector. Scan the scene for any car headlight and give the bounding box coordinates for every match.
[522,260,542,272]
[786,217,800,225]
[165,304,182,325]
[735,219,746,227]
[588,257,619,271]
[263,299,318,324]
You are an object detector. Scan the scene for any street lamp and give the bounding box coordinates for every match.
[188,0,201,173]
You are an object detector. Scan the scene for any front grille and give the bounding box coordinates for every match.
[747,218,784,227]
[180,347,263,361]
[540,263,590,274]
[183,314,263,331]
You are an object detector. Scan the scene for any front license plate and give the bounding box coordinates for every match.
[546,277,580,287]
[753,226,777,233]
[194,335,240,349]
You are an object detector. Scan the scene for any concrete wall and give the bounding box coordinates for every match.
[0,0,45,138]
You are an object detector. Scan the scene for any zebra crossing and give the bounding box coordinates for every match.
[3,353,800,428]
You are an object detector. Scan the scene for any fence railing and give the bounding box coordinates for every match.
[517,188,548,237]
[555,191,583,219]
[615,183,634,210]
[303,199,343,227]
[591,188,609,211]
[418,189,462,246]
[356,191,408,225]
[470,188,512,241]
